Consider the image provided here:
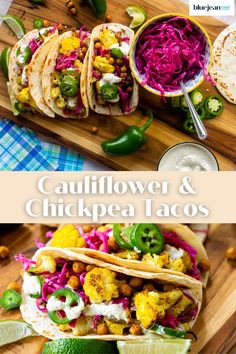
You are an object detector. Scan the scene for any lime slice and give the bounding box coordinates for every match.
[2,14,26,39]
[42,338,118,354]
[0,47,11,79]
[7,82,20,116]
[125,6,147,29]
[117,338,192,354]
[0,320,38,346]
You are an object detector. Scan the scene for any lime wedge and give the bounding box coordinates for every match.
[2,14,26,39]
[42,338,118,354]
[0,320,38,346]
[117,338,192,354]
[0,47,11,79]
[125,6,147,29]
[7,82,20,116]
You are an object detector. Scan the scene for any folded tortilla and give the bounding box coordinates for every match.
[70,224,209,286]
[20,247,202,341]
[87,23,139,115]
[8,28,58,116]
[210,23,236,104]
[42,31,89,119]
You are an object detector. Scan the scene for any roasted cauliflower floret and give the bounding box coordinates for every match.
[99,29,118,48]
[50,224,82,248]
[142,253,169,268]
[167,294,193,317]
[84,268,119,303]
[134,289,183,328]
[60,37,81,54]
[115,250,141,260]
[93,56,115,73]
[17,87,37,109]
[105,320,130,335]
[29,255,56,274]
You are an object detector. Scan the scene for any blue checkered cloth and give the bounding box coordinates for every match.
[0,118,84,171]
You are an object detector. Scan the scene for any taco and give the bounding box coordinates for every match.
[20,247,202,340]
[8,27,58,116]
[42,29,90,119]
[210,23,236,104]
[49,224,209,286]
[87,23,139,115]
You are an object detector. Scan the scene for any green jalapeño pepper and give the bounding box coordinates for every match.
[33,18,44,29]
[101,111,153,156]
[110,48,124,59]
[29,275,43,299]
[113,224,134,250]
[87,0,107,19]
[190,88,205,108]
[205,95,224,116]
[48,288,82,325]
[16,46,32,65]
[0,289,22,310]
[101,83,119,100]
[59,75,79,97]
[183,119,196,134]
[151,325,186,338]
[131,224,164,254]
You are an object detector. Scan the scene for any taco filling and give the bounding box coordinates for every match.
[49,224,206,281]
[18,252,199,336]
[14,28,55,112]
[49,30,90,116]
[90,25,136,113]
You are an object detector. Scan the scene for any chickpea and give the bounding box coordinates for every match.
[57,23,64,31]
[81,46,87,54]
[119,283,133,297]
[120,66,127,73]
[127,86,133,93]
[129,277,143,289]
[83,224,93,233]
[129,323,142,335]
[105,14,112,23]
[95,42,101,49]
[78,52,84,60]
[96,322,109,335]
[143,283,155,291]
[116,59,123,65]
[120,73,127,79]
[0,246,9,259]
[109,57,115,65]
[108,236,119,251]
[86,264,95,272]
[91,126,98,134]
[70,7,77,15]
[198,259,211,272]
[94,37,101,43]
[67,1,74,9]
[225,247,236,260]
[7,282,21,293]
[115,32,121,39]
[77,238,86,248]
[66,271,70,278]
[67,275,80,288]
[105,53,111,60]
[17,69,21,75]
[72,261,86,273]
[43,19,49,27]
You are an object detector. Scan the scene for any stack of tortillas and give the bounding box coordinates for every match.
[210,23,236,104]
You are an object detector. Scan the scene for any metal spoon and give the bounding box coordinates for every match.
[180,81,208,140]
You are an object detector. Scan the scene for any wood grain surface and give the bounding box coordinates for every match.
[0,0,235,170]
[0,224,235,354]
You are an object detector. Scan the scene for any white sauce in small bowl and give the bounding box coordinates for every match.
[157,142,219,171]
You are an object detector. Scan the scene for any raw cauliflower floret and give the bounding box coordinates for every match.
[167,294,193,317]
[84,268,119,303]
[60,37,81,54]
[134,289,183,328]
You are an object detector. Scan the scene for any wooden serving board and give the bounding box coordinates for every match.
[0,224,235,354]
[0,0,236,171]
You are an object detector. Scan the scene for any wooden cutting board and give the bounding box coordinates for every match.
[0,0,235,170]
[0,224,235,354]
